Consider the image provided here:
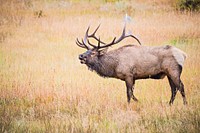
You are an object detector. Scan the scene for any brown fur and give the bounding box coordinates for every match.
[79,44,187,104]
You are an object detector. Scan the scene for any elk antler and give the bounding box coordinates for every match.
[76,24,141,49]
[76,38,89,50]
[85,24,109,48]
[96,23,141,49]
[76,24,106,49]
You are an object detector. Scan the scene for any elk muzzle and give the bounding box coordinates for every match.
[79,54,87,64]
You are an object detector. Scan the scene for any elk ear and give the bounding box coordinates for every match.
[98,48,108,56]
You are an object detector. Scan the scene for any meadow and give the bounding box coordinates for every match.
[0,0,200,132]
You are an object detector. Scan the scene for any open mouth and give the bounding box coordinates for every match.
[80,59,86,64]
[79,57,86,64]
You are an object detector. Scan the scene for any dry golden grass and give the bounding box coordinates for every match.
[0,0,200,132]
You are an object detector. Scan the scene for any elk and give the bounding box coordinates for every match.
[76,24,187,105]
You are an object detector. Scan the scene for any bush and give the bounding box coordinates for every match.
[178,0,200,12]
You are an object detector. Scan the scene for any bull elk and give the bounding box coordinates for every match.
[76,24,187,105]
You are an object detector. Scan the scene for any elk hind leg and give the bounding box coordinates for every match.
[179,80,187,105]
[168,71,187,105]
[167,76,177,105]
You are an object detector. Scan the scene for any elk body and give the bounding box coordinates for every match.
[76,25,187,105]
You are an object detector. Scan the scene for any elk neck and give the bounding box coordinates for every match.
[87,54,118,78]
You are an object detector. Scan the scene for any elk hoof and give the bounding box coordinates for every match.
[132,96,138,102]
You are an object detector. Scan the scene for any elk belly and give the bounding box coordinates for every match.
[148,72,166,79]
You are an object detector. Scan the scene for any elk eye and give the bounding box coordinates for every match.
[91,52,96,55]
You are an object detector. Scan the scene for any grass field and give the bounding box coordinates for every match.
[0,0,200,132]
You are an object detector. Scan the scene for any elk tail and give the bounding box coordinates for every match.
[172,47,187,67]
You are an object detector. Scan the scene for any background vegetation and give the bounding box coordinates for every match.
[0,0,200,132]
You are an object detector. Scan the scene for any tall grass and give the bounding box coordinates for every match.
[0,0,200,132]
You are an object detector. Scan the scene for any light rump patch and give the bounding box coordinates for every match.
[172,47,187,67]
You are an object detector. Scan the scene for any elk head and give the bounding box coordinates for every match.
[76,24,141,66]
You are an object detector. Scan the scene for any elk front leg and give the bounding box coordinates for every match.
[132,88,138,102]
[125,77,134,103]
[132,82,138,102]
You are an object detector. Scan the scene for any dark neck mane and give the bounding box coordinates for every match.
[87,55,117,78]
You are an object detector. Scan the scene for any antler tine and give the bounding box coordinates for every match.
[82,24,106,49]
[87,24,106,45]
[97,23,141,49]
[97,37,117,49]
[76,41,85,49]
[119,23,141,45]
[122,23,141,45]
[76,38,84,47]
[76,38,89,50]
[122,23,126,35]
[113,24,126,44]
[83,26,90,44]
[87,39,97,48]
[127,34,141,45]
[89,24,100,37]
[98,37,101,49]
[81,39,89,49]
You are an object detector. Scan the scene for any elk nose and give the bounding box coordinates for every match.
[79,54,84,60]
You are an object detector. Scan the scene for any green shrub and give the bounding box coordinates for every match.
[177,0,200,12]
